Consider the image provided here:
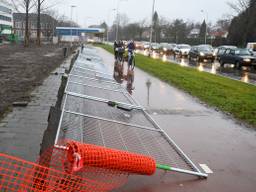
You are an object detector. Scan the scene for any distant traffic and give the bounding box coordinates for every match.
[133,41,256,70]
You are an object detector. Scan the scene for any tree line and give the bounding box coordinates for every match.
[106,12,230,46]
[228,0,256,46]
[105,0,255,46]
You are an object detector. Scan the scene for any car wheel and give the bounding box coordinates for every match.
[235,61,241,69]
[196,56,201,62]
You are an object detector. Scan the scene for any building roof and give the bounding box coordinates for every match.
[13,13,56,23]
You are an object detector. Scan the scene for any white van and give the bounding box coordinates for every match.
[246,42,256,56]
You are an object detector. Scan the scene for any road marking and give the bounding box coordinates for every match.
[199,164,213,174]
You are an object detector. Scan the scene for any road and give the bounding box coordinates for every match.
[139,50,256,86]
[97,47,256,192]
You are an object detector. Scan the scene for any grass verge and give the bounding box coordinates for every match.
[96,44,256,128]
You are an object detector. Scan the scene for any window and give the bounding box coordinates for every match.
[219,49,225,54]
[253,44,256,52]
[224,49,230,55]
[0,15,12,22]
[0,5,12,14]
[230,50,235,55]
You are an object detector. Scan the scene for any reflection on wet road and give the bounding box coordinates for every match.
[98,47,256,192]
[169,56,256,85]
[139,50,256,85]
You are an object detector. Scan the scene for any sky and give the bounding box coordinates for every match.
[55,0,237,27]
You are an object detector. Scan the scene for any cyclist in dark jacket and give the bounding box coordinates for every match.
[127,40,135,53]
[114,41,118,60]
[127,40,136,69]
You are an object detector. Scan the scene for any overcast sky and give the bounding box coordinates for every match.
[56,0,237,27]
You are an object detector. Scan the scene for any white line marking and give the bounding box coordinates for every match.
[199,164,213,174]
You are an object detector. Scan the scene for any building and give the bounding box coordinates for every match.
[0,0,13,34]
[13,13,57,40]
[55,27,105,43]
[188,28,200,38]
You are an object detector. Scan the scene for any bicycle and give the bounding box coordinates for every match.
[128,51,136,70]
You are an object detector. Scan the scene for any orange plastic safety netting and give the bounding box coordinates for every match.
[0,140,157,191]
[37,140,156,190]
[65,140,156,175]
[38,140,156,176]
[0,153,118,192]
[37,141,129,191]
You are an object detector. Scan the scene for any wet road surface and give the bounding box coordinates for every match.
[139,50,256,85]
[97,47,256,192]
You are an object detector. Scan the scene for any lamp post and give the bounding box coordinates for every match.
[201,9,208,44]
[149,0,156,56]
[70,5,76,46]
[115,0,127,41]
[107,9,116,42]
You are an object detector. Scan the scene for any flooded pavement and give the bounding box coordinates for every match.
[139,50,256,85]
[97,47,256,192]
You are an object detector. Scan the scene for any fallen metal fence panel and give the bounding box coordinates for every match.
[54,46,207,179]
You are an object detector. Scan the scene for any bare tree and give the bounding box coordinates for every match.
[227,0,250,14]
[36,0,45,46]
[11,0,36,47]
[36,0,62,46]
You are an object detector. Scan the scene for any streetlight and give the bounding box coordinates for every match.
[149,0,156,56]
[116,0,128,41]
[70,5,76,46]
[107,8,116,42]
[201,9,208,45]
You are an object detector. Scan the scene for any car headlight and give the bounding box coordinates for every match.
[163,48,167,51]
[243,58,251,62]
[200,52,205,56]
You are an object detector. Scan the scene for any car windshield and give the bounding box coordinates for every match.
[235,49,252,56]
[179,45,190,49]
[198,46,213,52]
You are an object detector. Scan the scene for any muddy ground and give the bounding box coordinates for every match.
[0,44,69,118]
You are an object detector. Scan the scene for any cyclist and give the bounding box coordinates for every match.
[114,40,118,60]
[127,40,136,70]
[114,40,125,62]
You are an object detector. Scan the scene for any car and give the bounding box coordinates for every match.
[159,43,173,55]
[215,45,237,61]
[219,48,256,69]
[189,45,215,62]
[174,44,191,56]
[151,43,161,53]
[135,41,144,50]
[143,42,150,50]
[246,42,256,56]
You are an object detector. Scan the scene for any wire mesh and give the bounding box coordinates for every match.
[58,112,192,171]
[70,68,114,82]
[54,46,206,179]
[65,95,155,128]
[66,82,132,104]
[69,75,123,91]
[0,153,126,192]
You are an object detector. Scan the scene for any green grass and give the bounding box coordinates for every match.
[97,44,256,127]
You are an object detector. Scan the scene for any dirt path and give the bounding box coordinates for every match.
[0,44,67,118]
